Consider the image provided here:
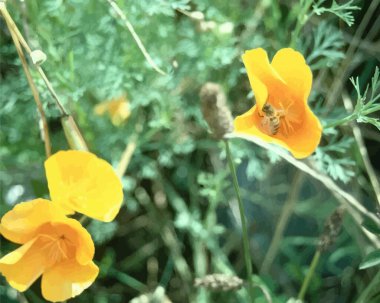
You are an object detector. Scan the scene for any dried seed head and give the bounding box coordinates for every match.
[194,274,243,291]
[318,207,345,252]
[130,286,172,303]
[200,82,234,139]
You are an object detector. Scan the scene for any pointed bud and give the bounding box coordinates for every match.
[200,82,233,139]
[318,207,345,252]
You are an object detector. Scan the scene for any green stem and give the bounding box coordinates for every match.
[224,139,254,301]
[290,0,314,48]
[363,104,380,115]
[323,113,356,129]
[355,269,380,303]
[109,268,146,292]
[298,250,321,300]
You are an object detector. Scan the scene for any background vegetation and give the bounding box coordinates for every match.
[0,0,379,302]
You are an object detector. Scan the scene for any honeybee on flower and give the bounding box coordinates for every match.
[234,48,322,159]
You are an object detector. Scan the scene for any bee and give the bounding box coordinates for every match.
[259,103,285,135]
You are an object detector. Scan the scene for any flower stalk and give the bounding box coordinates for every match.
[297,250,321,301]
[224,139,254,301]
[290,0,314,48]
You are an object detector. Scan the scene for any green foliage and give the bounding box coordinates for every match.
[312,0,361,26]
[87,220,119,245]
[0,0,379,302]
[359,249,380,270]
[362,217,380,235]
[304,21,345,70]
[351,67,380,130]
[313,136,356,183]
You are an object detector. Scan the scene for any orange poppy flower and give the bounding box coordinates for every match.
[94,95,130,126]
[44,150,124,222]
[234,48,322,158]
[0,199,98,302]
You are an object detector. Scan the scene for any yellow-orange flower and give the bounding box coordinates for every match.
[45,150,124,222]
[234,48,322,158]
[0,199,98,302]
[94,95,130,126]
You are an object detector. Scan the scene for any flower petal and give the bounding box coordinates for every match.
[279,106,322,158]
[234,105,257,130]
[242,48,285,110]
[41,259,99,302]
[45,150,124,222]
[271,48,312,103]
[0,199,67,244]
[57,218,95,265]
[0,237,45,292]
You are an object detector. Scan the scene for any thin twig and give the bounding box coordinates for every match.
[342,93,380,209]
[0,4,68,115]
[116,136,137,178]
[324,0,380,109]
[1,5,51,158]
[229,133,380,248]
[105,0,166,75]
[354,269,380,303]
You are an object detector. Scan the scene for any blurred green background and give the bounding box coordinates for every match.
[1,0,379,302]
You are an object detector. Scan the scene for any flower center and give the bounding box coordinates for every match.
[40,232,75,267]
[258,100,301,137]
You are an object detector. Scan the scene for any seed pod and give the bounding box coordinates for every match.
[194,274,243,291]
[318,207,345,252]
[200,82,234,139]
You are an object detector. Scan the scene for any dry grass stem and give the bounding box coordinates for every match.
[105,0,166,75]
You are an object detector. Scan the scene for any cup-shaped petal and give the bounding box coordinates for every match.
[235,48,322,158]
[0,199,67,244]
[0,237,45,291]
[0,199,99,301]
[41,259,99,302]
[45,150,124,222]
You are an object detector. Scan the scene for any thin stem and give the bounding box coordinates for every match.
[324,0,379,109]
[297,250,321,301]
[342,94,380,208]
[1,5,51,158]
[323,113,356,129]
[109,267,146,292]
[290,0,314,48]
[224,139,254,301]
[116,136,137,178]
[229,133,380,249]
[355,269,380,303]
[260,172,303,274]
[105,0,166,75]
[0,4,68,115]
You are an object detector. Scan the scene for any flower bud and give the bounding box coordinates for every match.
[200,82,234,139]
[318,207,345,252]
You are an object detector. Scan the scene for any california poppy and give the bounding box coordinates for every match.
[234,48,322,159]
[94,95,130,126]
[45,150,124,222]
[0,199,98,302]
